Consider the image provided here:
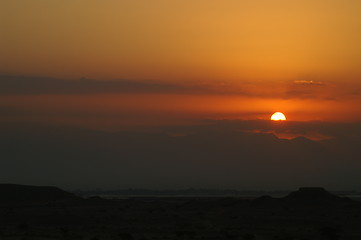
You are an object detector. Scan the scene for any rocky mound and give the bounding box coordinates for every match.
[0,184,78,203]
[283,187,349,205]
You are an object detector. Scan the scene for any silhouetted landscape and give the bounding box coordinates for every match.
[1,184,361,239]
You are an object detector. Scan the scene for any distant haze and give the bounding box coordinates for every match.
[1,121,360,190]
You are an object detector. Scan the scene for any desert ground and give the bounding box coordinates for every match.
[1,186,361,240]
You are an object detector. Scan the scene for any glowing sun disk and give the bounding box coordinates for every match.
[271,112,286,121]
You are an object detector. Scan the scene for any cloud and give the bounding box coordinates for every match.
[282,80,329,99]
[0,75,247,96]
[0,75,340,100]
[1,75,360,108]
[158,119,361,141]
[293,80,326,86]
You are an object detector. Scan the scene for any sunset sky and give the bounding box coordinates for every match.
[1,1,361,189]
[2,0,361,125]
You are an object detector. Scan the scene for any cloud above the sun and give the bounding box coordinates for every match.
[0,75,358,101]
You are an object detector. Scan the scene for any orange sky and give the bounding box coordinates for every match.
[1,0,361,126]
[2,0,361,80]
[0,91,360,131]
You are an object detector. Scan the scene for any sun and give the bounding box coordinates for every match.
[271,112,286,121]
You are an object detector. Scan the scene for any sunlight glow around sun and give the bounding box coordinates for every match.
[271,112,286,121]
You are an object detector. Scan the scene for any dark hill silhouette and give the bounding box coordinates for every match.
[0,184,78,203]
[252,195,277,205]
[283,187,350,205]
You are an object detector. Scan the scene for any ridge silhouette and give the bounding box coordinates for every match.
[0,184,78,203]
[282,187,351,205]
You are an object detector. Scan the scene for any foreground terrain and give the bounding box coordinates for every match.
[0,185,361,239]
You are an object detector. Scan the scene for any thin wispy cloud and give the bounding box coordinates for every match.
[293,80,325,86]
[0,75,354,101]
